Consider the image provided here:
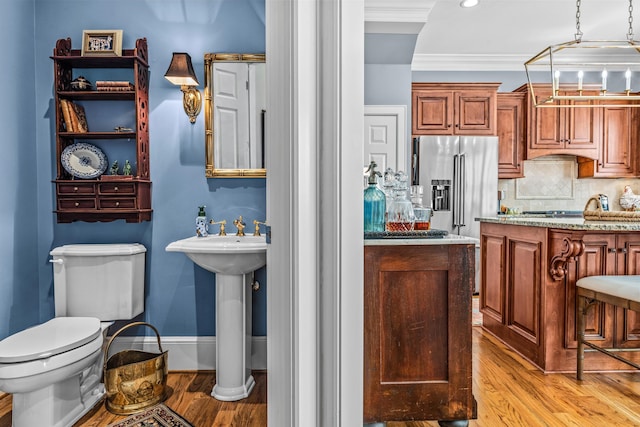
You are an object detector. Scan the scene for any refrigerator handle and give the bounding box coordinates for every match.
[452,154,459,229]
[411,137,419,185]
[459,153,466,229]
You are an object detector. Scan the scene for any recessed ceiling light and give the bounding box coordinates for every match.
[460,0,479,8]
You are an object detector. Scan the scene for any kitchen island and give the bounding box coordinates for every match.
[364,235,477,426]
[478,216,640,373]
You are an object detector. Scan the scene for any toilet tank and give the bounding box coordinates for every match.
[50,243,146,320]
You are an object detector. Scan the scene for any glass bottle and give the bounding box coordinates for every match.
[386,171,415,232]
[363,161,386,232]
[411,185,432,230]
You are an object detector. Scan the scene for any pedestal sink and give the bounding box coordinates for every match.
[166,234,267,401]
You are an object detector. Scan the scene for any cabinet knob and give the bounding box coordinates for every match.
[114,186,119,191]
[608,248,617,253]
[115,202,120,207]
[447,124,451,128]
[73,186,78,192]
[620,248,628,253]
[74,202,79,207]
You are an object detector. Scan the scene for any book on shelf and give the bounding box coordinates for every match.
[71,103,89,132]
[95,81,135,91]
[60,99,74,132]
[59,99,89,133]
[97,86,135,92]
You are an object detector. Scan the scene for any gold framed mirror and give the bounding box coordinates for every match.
[204,53,266,178]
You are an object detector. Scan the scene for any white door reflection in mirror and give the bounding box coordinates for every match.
[214,62,265,170]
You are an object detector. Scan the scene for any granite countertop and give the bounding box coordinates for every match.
[364,234,478,246]
[476,216,640,231]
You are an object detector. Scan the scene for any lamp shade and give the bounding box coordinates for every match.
[164,52,200,86]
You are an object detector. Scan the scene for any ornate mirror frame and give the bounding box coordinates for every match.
[204,53,266,178]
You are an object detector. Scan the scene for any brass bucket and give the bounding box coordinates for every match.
[104,322,168,415]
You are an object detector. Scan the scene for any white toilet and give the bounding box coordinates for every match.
[0,243,146,427]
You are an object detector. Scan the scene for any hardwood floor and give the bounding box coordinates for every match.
[2,327,640,426]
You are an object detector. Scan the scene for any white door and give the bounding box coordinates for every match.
[363,105,407,176]
[213,62,250,169]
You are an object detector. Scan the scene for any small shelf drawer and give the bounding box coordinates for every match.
[57,183,96,195]
[58,199,97,209]
[99,198,137,209]
[99,182,136,195]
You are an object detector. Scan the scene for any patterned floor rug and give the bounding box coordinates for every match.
[107,403,193,427]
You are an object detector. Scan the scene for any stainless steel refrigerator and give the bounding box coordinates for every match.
[412,135,498,292]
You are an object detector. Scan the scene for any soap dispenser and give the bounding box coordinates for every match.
[196,206,209,237]
[364,161,386,232]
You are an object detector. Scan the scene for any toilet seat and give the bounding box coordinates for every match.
[0,317,101,363]
[0,320,104,383]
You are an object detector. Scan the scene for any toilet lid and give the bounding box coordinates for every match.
[0,317,101,363]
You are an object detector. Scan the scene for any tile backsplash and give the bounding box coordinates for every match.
[499,155,640,212]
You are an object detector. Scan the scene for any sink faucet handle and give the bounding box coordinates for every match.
[253,220,267,236]
[209,219,227,236]
[233,216,246,236]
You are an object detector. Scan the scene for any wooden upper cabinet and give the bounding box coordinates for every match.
[497,92,526,178]
[412,83,499,136]
[518,84,601,160]
[578,101,639,178]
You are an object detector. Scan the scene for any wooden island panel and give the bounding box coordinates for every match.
[364,243,476,424]
[481,221,640,372]
[480,223,546,367]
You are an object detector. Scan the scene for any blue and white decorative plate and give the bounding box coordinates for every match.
[61,142,108,179]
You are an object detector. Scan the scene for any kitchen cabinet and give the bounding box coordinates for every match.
[412,83,499,136]
[577,101,639,178]
[480,219,640,372]
[51,37,151,223]
[497,92,526,178]
[364,242,476,424]
[518,84,600,160]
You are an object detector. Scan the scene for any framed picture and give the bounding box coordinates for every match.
[81,30,123,56]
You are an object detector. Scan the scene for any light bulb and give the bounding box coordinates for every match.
[626,68,632,91]
[460,0,479,8]
[577,70,584,91]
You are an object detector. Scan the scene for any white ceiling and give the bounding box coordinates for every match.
[368,0,638,71]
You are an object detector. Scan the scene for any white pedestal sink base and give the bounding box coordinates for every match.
[212,374,255,401]
[213,273,254,402]
[165,234,267,402]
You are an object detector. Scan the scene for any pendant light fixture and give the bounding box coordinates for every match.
[525,0,640,107]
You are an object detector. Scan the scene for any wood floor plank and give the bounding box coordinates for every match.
[3,329,640,426]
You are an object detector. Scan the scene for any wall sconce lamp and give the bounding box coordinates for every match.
[164,52,202,124]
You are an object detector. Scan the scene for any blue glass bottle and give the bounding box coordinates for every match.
[364,161,386,232]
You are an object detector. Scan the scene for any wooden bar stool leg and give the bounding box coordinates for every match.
[577,293,586,381]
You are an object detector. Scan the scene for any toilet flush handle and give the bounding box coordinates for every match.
[49,259,63,264]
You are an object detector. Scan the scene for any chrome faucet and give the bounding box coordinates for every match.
[209,219,227,236]
[233,216,246,236]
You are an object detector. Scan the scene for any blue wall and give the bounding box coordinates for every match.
[0,0,267,340]
[0,0,39,340]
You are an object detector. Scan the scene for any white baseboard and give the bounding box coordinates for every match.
[106,336,267,371]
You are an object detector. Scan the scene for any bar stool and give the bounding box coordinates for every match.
[576,275,640,380]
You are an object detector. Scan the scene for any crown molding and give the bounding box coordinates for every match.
[365,0,434,34]
[412,54,531,71]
